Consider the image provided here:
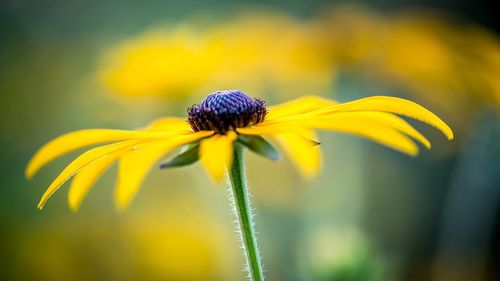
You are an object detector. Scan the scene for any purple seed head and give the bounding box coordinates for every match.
[187,90,267,133]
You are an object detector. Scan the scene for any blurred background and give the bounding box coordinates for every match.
[1,0,499,280]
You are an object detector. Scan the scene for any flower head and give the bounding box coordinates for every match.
[26,90,453,211]
[187,90,267,133]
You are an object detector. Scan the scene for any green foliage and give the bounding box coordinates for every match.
[237,135,280,161]
[159,143,200,169]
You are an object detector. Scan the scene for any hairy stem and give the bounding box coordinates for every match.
[228,143,265,281]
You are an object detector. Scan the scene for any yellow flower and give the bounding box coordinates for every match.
[98,12,333,100]
[315,5,500,113]
[26,90,453,211]
[99,27,224,99]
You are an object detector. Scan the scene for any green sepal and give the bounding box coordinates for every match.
[159,143,200,169]
[237,135,280,161]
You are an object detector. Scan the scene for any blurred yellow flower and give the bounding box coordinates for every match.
[99,27,224,99]
[99,5,500,127]
[383,18,459,89]
[27,90,452,211]
[313,5,386,64]
[316,5,500,113]
[16,209,234,281]
[98,11,333,100]
[205,12,333,97]
[125,213,230,280]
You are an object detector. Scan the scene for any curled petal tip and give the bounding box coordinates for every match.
[68,199,80,212]
[406,146,420,157]
[114,193,133,213]
[25,165,36,180]
[114,198,128,213]
[447,130,454,141]
[207,171,226,183]
[438,122,454,141]
[422,139,431,149]
[214,175,226,183]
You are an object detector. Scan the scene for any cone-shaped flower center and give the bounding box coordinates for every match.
[187,90,267,133]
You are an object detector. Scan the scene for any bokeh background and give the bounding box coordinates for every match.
[1,0,499,280]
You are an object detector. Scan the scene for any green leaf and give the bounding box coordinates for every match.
[159,143,200,169]
[237,135,280,161]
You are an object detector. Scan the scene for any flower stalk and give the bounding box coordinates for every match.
[228,143,265,281]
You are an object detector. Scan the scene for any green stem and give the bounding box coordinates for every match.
[228,143,265,281]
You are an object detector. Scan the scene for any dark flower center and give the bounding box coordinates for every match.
[187,90,267,133]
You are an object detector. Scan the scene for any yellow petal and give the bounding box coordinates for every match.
[27,129,151,179]
[68,155,117,212]
[37,139,144,209]
[267,95,336,120]
[271,131,322,179]
[316,96,454,140]
[245,114,419,156]
[297,112,431,149]
[200,132,237,182]
[237,123,303,135]
[360,112,431,149]
[114,131,212,211]
[298,117,419,156]
[145,117,192,132]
